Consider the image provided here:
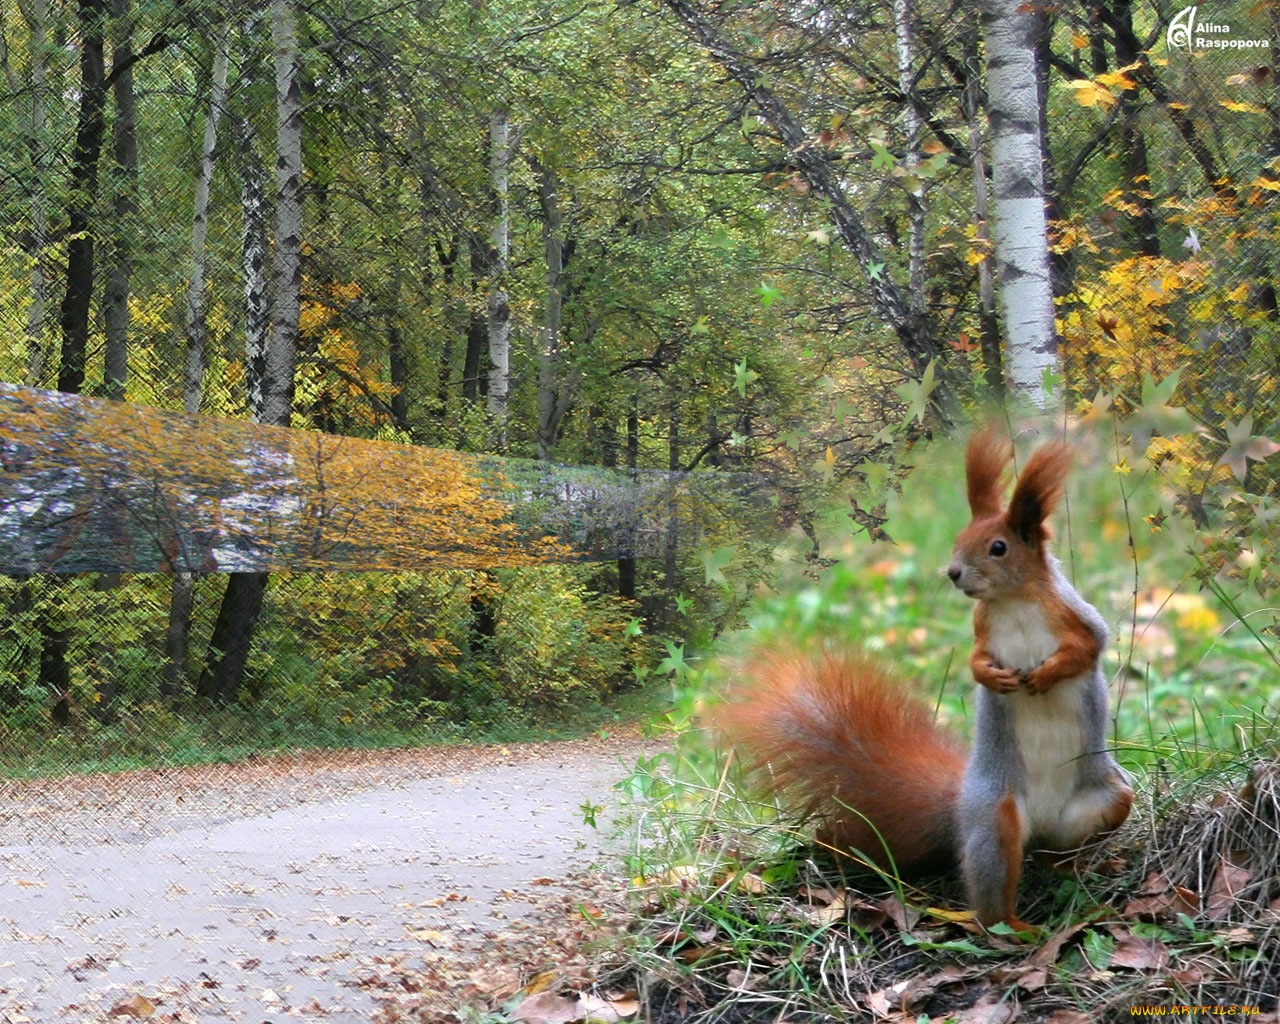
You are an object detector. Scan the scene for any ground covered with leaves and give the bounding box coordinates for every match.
[551,757,1280,1024]
[0,731,660,1024]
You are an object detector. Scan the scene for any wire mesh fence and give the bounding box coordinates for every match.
[0,1,1277,775]
[1,1,1279,1019]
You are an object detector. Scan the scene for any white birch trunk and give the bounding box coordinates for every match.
[965,23,1001,390]
[982,0,1058,407]
[265,0,302,428]
[486,109,511,444]
[14,0,50,383]
[894,0,925,313]
[241,117,270,422]
[182,21,231,415]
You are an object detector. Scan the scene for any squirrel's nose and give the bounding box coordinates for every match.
[947,565,961,583]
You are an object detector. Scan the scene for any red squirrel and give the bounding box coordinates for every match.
[720,429,1133,931]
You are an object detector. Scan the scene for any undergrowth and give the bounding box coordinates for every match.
[0,677,666,780]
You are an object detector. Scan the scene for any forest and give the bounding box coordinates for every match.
[0,0,1276,770]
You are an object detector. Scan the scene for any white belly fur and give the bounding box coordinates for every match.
[985,599,1090,838]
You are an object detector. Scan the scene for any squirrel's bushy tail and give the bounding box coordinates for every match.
[718,648,966,873]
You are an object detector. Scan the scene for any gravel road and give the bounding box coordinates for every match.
[0,734,659,1023]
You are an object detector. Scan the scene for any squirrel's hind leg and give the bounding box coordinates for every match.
[1053,776,1134,851]
[961,790,1033,932]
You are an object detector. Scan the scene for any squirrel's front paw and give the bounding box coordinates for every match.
[1023,664,1059,694]
[974,661,1021,694]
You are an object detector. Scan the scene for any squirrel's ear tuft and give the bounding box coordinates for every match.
[1006,441,1072,543]
[965,427,1014,518]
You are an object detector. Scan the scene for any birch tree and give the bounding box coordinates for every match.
[893,0,925,315]
[181,22,231,415]
[487,108,512,446]
[241,115,270,422]
[264,0,302,429]
[165,23,232,696]
[198,0,302,703]
[964,21,1001,393]
[0,0,52,383]
[981,0,1058,407]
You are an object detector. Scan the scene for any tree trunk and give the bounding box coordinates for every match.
[102,0,136,401]
[196,572,268,702]
[40,590,72,726]
[57,0,110,396]
[536,161,576,460]
[964,20,1002,394]
[163,573,192,699]
[1111,0,1159,257]
[486,109,512,447]
[894,0,925,316]
[200,1,302,702]
[241,116,270,420]
[662,404,680,618]
[8,0,51,384]
[618,396,639,601]
[388,317,409,429]
[463,234,488,403]
[182,20,232,415]
[264,0,302,429]
[981,0,1058,407]
[165,24,232,698]
[433,234,461,423]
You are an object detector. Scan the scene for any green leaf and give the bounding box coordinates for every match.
[859,460,890,491]
[658,639,687,677]
[698,545,736,586]
[866,260,885,281]
[893,360,938,425]
[755,281,782,309]
[778,426,805,449]
[733,358,760,397]
[1082,928,1115,969]
[674,593,692,615]
[624,616,644,638]
[870,142,896,170]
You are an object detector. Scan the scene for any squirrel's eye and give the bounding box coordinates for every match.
[989,540,1008,557]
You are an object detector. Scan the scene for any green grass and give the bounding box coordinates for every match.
[719,427,1279,774]
[0,680,667,780]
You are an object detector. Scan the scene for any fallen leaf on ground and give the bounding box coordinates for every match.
[511,990,579,1024]
[108,994,156,1018]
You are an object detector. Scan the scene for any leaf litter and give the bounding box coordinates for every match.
[0,730,661,1023]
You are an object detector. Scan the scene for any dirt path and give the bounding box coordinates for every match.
[0,733,661,1023]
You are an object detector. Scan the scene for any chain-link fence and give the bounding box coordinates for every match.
[1,4,1278,772]
[1,0,1279,1019]
[2,0,1278,771]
